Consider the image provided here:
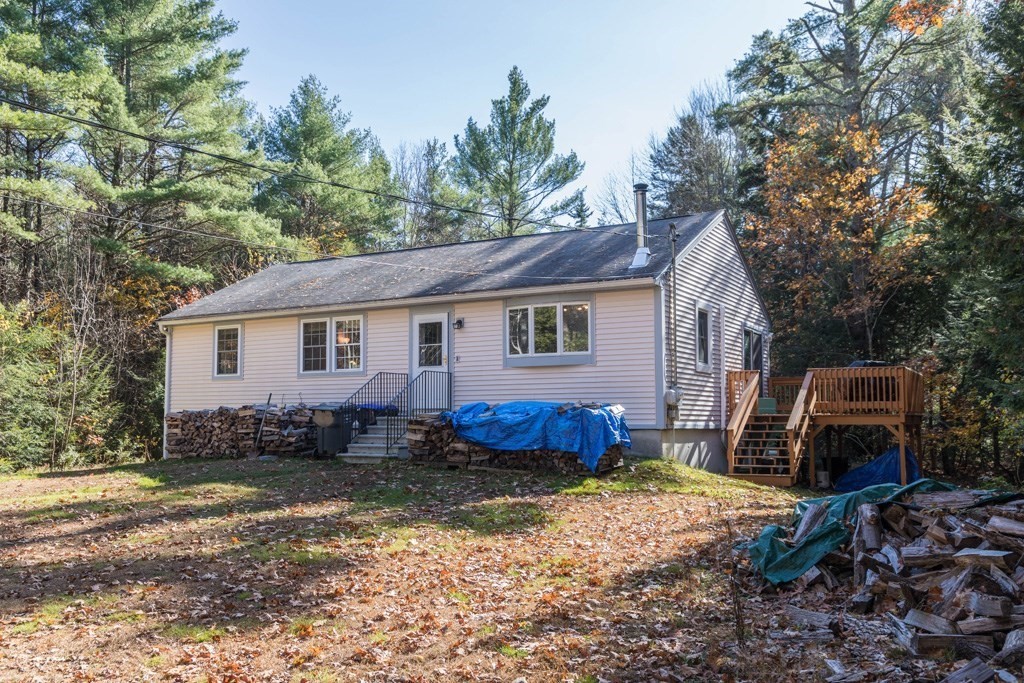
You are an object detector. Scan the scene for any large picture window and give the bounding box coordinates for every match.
[214,325,241,377]
[506,301,591,364]
[301,316,365,374]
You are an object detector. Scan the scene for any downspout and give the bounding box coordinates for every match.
[668,223,679,457]
[162,324,172,459]
[668,223,679,390]
[719,304,727,428]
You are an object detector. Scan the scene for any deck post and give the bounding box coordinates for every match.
[808,432,816,487]
[898,423,907,486]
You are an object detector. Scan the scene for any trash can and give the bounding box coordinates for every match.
[311,403,355,456]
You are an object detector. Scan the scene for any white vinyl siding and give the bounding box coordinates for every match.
[169,309,408,411]
[668,218,770,426]
[167,288,659,427]
[453,288,658,427]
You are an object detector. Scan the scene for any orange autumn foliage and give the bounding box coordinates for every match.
[889,0,954,35]
[745,118,933,359]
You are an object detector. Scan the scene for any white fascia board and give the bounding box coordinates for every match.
[157,278,658,330]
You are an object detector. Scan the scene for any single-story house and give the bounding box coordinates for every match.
[158,184,772,472]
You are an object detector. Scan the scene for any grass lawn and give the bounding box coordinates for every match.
[0,457,799,682]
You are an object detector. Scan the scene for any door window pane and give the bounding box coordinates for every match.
[507,307,529,356]
[744,330,763,372]
[533,305,557,354]
[418,321,443,367]
[335,318,362,370]
[562,303,590,353]
[302,320,328,372]
[215,327,239,376]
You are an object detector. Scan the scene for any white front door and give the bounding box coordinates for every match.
[411,313,450,413]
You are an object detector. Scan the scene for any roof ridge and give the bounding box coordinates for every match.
[268,212,717,267]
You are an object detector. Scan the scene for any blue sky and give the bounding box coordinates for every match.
[216,0,808,205]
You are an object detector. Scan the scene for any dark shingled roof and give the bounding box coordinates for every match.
[160,211,724,322]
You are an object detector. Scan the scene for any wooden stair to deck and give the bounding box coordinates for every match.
[729,413,800,486]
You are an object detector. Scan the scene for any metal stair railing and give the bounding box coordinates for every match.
[384,370,452,454]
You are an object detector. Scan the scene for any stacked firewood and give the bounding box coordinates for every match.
[253,405,316,457]
[406,415,623,475]
[165,405,316,459]
[750,488,1024,675]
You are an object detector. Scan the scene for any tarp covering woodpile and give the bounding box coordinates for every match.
[742,481,1024,675]
[440,401,631,473]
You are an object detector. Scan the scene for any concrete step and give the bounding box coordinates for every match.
[339,451,408,465]
[345,442,407,455]
[362,426,409,436]
[353,433,406,444]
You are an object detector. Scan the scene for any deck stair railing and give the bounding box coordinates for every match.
[785,372,817,472]
[725,371,761,475]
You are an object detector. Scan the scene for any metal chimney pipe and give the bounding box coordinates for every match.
[629,183,651,269]
[633,183,649,249]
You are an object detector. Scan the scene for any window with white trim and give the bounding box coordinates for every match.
[301,319,329,373]
[695,306,711,372]
[300,316,365,374]
[506,302,591,358]
[334,317,363,371]
[214,325,241,377]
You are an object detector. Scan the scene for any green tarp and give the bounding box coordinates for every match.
[748,479,958,585]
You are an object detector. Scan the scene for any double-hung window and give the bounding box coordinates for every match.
[301,316,364,374]
[214,325,242,377]
[506,300,592,366]
[695,305,712,372]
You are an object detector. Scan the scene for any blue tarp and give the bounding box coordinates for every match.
[749,478,957,584]
[440,401,631,473]
[833,446,921,492]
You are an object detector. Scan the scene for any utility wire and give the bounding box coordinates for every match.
[0,93,663,242]
[3,193,657,283]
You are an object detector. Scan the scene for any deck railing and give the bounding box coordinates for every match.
[764,367,924,418]
[768,377,803,413]
[725,371,761,474]
[785,372,816,471]
[809,366,923,416]
[726,370,760,420]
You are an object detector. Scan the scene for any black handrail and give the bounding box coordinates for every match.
[385,370,452,454]
[340,372,409,439]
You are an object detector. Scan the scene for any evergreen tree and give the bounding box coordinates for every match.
[929,0,1024,413]
[648,83,743,217]
[257,75,397,254]
[454,66,584,237]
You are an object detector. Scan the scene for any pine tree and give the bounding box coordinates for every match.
[257,75,397,254]
[454,66,584,237]
[929,0,1024,412]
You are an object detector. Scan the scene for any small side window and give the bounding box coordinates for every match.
[696,307,711,371]
[214,325,241,377]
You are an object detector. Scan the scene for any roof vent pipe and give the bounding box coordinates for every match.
[629,183,651,269]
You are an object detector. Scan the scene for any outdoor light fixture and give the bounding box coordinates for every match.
[452,318,465,330]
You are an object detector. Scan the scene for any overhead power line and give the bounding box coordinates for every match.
[0,93,661,242]
[2,193,657,283]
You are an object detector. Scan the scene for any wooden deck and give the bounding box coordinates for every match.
[726,366,925,487]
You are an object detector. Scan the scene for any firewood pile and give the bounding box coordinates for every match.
[745,488,1024,681]
[165,405,316,459]
[406,415,623,475]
